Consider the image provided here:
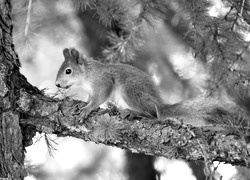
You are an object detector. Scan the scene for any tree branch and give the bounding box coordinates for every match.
[15,87,250,167]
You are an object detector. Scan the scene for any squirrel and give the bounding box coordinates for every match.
[55,48,244,127]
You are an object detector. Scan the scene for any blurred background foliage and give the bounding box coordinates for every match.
[11,0,250,179]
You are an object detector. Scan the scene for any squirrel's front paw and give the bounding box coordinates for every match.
[79,106,100,123]
[73,104,92,123]
[79,107,93,119]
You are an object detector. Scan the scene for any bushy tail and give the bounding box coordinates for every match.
[159,96,246,127]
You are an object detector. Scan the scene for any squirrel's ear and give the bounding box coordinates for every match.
[71,48,79,59]
[63,48,70,58]
[70,48,82,65]
[63,47,87,66]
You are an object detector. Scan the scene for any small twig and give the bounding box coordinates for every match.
[24,0,33,37]
[201,124,250,130]
[240,0,245,15]
[44,134,58,157]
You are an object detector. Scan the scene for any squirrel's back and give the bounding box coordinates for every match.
[99,63,163,116]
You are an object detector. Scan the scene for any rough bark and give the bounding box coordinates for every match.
[15,89,250,167]
[0,0,26,179]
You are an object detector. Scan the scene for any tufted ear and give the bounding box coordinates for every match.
[70,48,79,60]
[70,48,83,65]
[63,48,87,66]
[63,48,70,58]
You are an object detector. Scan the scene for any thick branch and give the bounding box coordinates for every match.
[16,88,250,167]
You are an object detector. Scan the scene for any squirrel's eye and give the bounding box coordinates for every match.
[65,68,72,74]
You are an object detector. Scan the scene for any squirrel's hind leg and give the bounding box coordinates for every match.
[122,83,161,118]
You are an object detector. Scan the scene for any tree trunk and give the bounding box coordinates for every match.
[0,1,26,179]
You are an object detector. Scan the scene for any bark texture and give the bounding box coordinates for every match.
[0,1,26,179]
[17,89,250,167]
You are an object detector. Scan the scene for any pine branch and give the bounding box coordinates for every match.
[73,0,138,62]
[154,0,250,115]
[225,0,250,25]
[73,0,171,62]
[24,0,32,37]
[12,0,41,59]
[97,0,143,62]
[44,134,58,157]
[11,85,250,167]
[74,0,250,90]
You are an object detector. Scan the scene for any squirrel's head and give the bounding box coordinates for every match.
[55,48,87,89]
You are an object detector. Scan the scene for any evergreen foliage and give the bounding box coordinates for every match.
[72,0,250,116]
